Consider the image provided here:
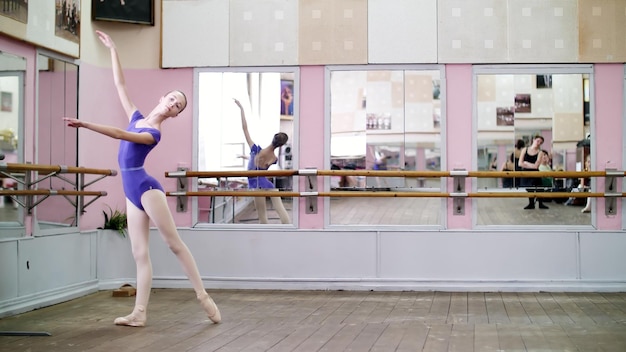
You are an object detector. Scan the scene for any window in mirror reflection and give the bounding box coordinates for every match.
[475,68,592,227]
[36,53,79,230]
[0,50,26,232]
[328,68,444,226]
[196,69,296,225]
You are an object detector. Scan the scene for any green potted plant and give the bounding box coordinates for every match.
[100,205,128,238]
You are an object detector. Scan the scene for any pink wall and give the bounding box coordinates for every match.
[594,64,624,230]
[445,65,473,229]
[77,63,194,230]
[297,66,325,229]
[77,63,625,231]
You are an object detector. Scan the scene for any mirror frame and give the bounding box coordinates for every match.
[192,66,300,228]
[324,64,447,230]
[472,64,595,229]
[33,49,80,236]
[0,51,26,236]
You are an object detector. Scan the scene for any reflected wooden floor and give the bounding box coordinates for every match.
[232,195,591,226]
[0,197,18,222]
[328,195,590,226]
[1,289,626,351]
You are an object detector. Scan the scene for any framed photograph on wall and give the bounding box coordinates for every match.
[496,107,514,126]
[280,79,294,119]
[1,92,12,112]
[55,0,81,44]
[92,0,154,25]
[514,94,531,113]
[1,0,28,23]
[536,74,552,88]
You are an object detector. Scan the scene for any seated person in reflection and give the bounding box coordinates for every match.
[371,149,389,188]
[512,139,525,188]
[500,153,516,188]
[565,155,592,212]
[490,156,498,171]
[340,163,359,188]
[538,150,554,201]
[519,135,549,209]
[234,98,291,224]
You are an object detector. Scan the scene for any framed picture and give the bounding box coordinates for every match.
[536,74,552,88]
[92,0,154,25]
[514,94,531,113]
[1,92,12,112]
[496,107,514,126]
[280,79,294,119]
[55,0,81,44]
[1,0,28,23]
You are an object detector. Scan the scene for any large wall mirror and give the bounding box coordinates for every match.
[0,50,26,237]
[474,66,593,227]
[35,52,79,233]
[195,68,297,226]
[326,66,444,226]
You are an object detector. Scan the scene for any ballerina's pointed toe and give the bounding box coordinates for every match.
[114,306,146,327]
[198,293,221,324]
[114,315,146,327]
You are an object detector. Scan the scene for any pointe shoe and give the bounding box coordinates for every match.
[524,204,535,210]
[114,306,146,327]
[198,293,221,323]
[538,203,549,209]
[581,207,590,213]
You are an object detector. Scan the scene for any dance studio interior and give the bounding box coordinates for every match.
[1,0,626,350]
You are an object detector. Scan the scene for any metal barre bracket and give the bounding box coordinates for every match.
[305,169,317,214]
[604,168,621,216]
[298,169,318,176]
[176,167,188,212]
[452,169,466,215]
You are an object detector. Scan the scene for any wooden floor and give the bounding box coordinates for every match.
[1,289,626,351]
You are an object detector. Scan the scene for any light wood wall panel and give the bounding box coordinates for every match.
[229,0,298,66]
[508,0,579,63]
[438,0,509,63]
[367,0,437,64]
[162,0,229,68]
[159,0,624,67]
[298,0,367,65]
[578,0,626,62]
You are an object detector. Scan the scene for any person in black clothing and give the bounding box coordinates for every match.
[519,135,548,209]
[500,153,515,188]
[512,139,525,188]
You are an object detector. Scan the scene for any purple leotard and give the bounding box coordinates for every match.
[247,144,276,189]
[118,110,163,210]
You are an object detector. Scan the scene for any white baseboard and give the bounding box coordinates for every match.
[0,281,99,319]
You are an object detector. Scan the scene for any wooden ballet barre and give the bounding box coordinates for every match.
[0,162,117,175]
[166,169,450,178]
[316,170,450,177]
[166,169,617,179]
[167,190,616,199]
[168,190,301,198]
[166,170,297,178]
[0,162,116,214]
[0,190,107,196]
[470,170,610,178]
[465,192,607,199]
